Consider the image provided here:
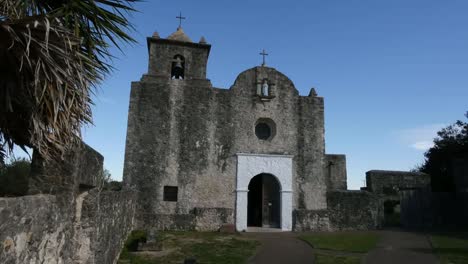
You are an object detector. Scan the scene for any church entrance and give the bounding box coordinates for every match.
[247,174,281,228]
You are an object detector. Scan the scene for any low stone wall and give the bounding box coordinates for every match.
[293,209,330,231]
[0,190,135,264]
[138,207,234,232]
[366,170,430,194]
[138,213,196,231]
[78,189,136,264]
[28,142,104,194]
[0,194,74,263]
[1,142,136,264]
[327,190,381,230]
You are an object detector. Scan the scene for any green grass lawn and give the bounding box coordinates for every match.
[431,234,468,264]
[300,232,380,253]
[299,232,380,264]
[119,231,259,264]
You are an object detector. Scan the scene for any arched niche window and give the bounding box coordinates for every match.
[257,79,270,97]
[171,55,185,79]
[261,79,269,96]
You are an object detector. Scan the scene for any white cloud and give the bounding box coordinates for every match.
[410,141,434,151]
[395,123,446,151]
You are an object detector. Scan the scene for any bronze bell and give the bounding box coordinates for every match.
[172,57,184,79]
[174,60,183,70]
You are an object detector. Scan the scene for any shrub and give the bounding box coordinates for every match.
[0,157,31,196]
[106,180,123,191]
[124,230,147,252]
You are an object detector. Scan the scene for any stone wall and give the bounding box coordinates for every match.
[0,194,73,263]
[327,191,381,230]
[364,170,435,229]
[136,208,233,232]
[28,142,104,194]
[78,189,136,264]
[0,143,136,264]
[194,208,234,231]
[0,190,135,264]
[325,154,347,190]
[293,191,381,231]
[366,170,430,194]
[293,209,330,231]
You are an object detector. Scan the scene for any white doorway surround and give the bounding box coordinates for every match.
[235,153,293,231]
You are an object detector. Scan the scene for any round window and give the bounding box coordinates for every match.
[255,118,276,140]
[255,123,271,140]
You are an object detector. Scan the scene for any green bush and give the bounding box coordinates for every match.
[0,157,31,196]
[105,180,123,191]
[124,230,147,252]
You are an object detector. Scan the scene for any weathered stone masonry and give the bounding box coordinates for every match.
[0,143,136,264]
[123,27,357,231]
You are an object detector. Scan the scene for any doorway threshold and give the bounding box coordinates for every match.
[246,227,283,233]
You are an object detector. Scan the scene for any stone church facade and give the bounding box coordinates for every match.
[123,26,367,232]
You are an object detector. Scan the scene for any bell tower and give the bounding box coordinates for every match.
[146,26,211,80]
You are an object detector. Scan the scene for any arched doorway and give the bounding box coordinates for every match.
[247,174,281,228]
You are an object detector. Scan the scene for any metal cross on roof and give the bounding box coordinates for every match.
[176,12,186,28]
[260,49,268,66]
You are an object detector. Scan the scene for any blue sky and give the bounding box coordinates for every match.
[78,0,468,190]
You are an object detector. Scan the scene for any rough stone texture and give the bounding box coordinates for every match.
[123,29,334,231]
[325,154,347,190]
[138,213,195,231]
[29,142,104,194]
[1,144,136,264]
[147,36,210,79]
[0,190,135,264]
[326,190,382,230]
[363,170,434,229]
[77,189,136,264]
[292,209,330,231]
[194,208,234,231]
[366,170,431,194]
[0,195,73,264]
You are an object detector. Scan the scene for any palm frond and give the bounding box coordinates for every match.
[0,0,138,161]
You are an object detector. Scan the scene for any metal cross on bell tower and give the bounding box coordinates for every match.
[259,49,268,66]
[176,11,186,28]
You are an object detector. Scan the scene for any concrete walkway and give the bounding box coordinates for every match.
[243,232,315,264]
[365,230,439,264]
[241,230,439,264]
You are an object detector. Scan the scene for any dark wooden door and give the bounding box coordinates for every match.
[248,174,280,228]
[248,175,263,227]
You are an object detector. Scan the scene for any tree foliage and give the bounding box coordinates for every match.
[419,112,468,192]
[0,0,137,163]
[0,156,31,196]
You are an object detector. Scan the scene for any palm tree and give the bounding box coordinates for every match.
[0,0,137,162]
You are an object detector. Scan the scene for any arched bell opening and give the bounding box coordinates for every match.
[247,173,281,228]
[171,54,185,79]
